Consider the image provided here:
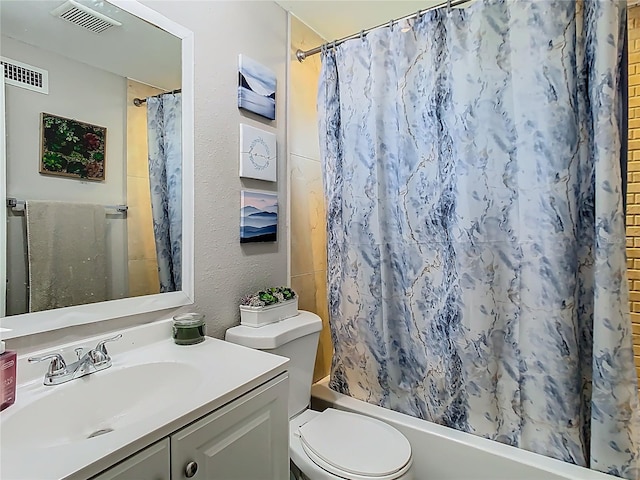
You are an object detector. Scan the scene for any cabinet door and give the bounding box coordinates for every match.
[171,374,289,480]
[92,438,170,480]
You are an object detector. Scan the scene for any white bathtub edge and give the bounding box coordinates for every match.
[311,376,616,480]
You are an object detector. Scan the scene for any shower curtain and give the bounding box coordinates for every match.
[318,0,639,477]
[147,93,182,292]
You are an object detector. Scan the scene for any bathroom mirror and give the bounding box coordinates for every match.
[0,0,194,339]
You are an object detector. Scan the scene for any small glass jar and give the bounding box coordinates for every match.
[172,313,206,345]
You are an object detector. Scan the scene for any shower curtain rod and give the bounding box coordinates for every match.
[295,0,472,62]
[133,88,182,107]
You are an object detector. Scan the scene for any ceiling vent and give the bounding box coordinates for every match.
[1,57,49,94]
[50,0,122,34]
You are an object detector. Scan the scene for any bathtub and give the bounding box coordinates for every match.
[311,377,616,480]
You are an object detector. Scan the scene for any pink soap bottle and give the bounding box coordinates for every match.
[0,340,17,411]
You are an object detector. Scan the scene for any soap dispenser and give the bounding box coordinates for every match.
[0,340,17,411]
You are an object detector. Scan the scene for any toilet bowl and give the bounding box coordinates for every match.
[225,311,414,480]
[290,409,413,480]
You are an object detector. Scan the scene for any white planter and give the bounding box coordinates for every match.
[239,298,299,328]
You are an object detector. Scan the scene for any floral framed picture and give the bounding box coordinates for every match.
[40,113,106,181]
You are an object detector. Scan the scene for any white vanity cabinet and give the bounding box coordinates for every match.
[91,374,288,480]
[2,326,290,480]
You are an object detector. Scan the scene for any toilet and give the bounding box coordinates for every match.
[225,310,414,480]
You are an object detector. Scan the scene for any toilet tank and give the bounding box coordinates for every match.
[225,311,323,418]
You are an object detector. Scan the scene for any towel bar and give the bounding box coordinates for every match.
[5,197,128,213]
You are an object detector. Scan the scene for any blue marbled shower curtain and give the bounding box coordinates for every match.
[147,93,182,292]
[318,0,640,477]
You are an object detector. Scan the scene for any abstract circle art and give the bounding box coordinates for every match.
[239,123,277,182]
[248,137,271,171]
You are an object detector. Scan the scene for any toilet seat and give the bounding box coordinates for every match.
[297,409,412,480]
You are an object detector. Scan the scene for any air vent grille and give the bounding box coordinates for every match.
[51,0,122,34]
[0,57,49,94]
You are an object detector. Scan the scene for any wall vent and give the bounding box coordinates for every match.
[0,57,49,95]
[50,0,122,34]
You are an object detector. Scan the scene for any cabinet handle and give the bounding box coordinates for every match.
[184,461,198,478]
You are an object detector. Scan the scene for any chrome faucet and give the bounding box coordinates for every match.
[28,334,122,386]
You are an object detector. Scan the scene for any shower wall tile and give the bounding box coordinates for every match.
[290,16,331,381]
[127,80,162,296]
[291,270,331,382]
[290,17,324,162]
[290,154,327,276]
[126,175,157,263]
[128,259,160,298]
[127,80,163,179]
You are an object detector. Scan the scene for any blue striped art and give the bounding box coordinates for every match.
[238,54,276,120]
[240,190,277,243]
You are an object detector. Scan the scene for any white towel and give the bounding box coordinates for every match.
[26,200,108,312]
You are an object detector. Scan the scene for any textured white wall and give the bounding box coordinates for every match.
[142,1,289,339]
[5,1,289,352]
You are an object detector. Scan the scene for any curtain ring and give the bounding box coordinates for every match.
[360,29,365,41]
[389,19,394,31]
[332,41,337,51]
[447,0,452,13]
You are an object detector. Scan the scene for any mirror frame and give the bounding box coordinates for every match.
[1,75,6,319]
[0,0,195,340]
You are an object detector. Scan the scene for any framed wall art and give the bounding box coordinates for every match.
[40,113,106,181]
[240,190,277,243]
[238,54,276,120]
[239,123,276,182]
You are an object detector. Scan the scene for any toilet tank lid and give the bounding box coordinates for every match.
[225,310,322,349]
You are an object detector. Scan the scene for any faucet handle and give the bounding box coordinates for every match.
[28,353,67,376]
[94,333,122,356]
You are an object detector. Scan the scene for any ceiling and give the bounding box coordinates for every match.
[278,0,640,44]
[0,0,181,90]
[1,0,470,88]
[276,0,443,41]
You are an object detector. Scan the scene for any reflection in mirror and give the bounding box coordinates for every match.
[1,0,182,316]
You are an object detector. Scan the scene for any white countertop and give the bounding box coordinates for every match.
[0,319,289,480]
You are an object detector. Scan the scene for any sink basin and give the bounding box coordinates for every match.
[2,362,202,448]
